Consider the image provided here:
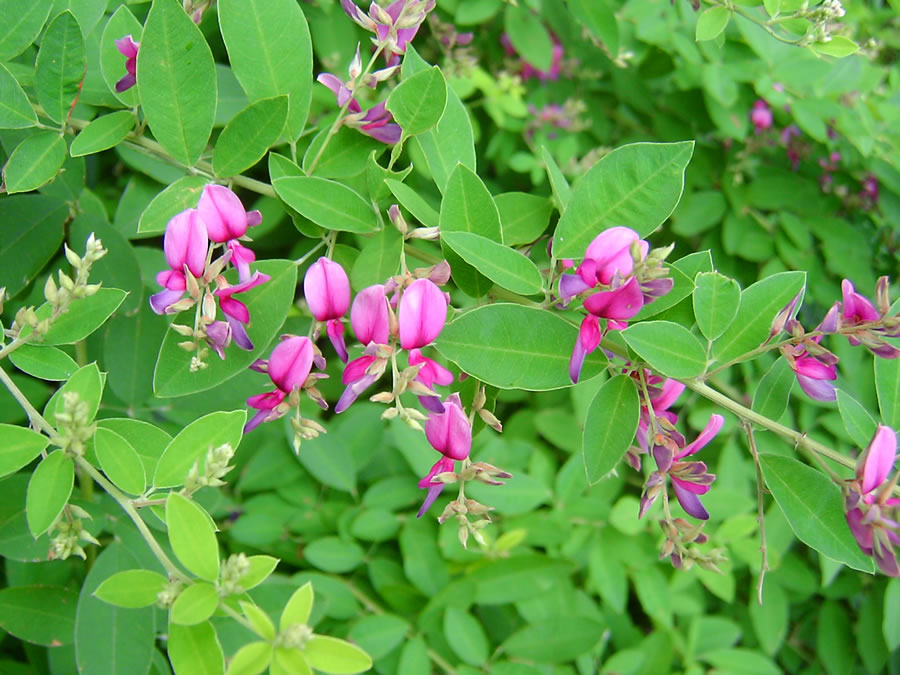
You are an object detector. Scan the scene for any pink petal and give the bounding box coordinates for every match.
[861,425,897,495]
[304,257,350,321]
[268,336,314,393]
[351,284,390,345]
[399,279,447,349]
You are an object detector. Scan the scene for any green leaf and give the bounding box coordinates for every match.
[836,389,877,449]
[759,454,874,572]
[885,578,900,651]
[748,581,788,656]
[304,537,364,573]
[444,607,489,666]
[218,0,312,141]
[397,637,430,675]
[0,194,67,297]
[693,272,741,341]
[136,175,208,235]
[632,264,695,321]
[70,215,144,313]
[103,303,168,404]
[437,304,607,390]
[34,11,85,124]
[94,427,146,496]
[273,177,378,233]
[213,96,288,177]
[26,450,74,537]
[701,648,780,675]
[99,4,142,106]
[712,271,806,365]
[97,418,171,480]
[504,617,604,662]
[0,63,38,129]
[474,555,572,604]
[0,585,77,646]
[350,227,402,290]
[305,126,385,179]
[386,66,447,137]
[227,642,273,675]
[817,600,853,675]
[504,4,553,71]
[386,178,439,228]
[811,36,858,58]
[153,410,246,488]
[304,636,373,675]
[44,362,104,427]
[280,582,314,629]
[166,493,220,582]
[467,472,550,516]
[441,231,544,296]
[553,141,694,258]
[3,132,67,194]
[171,582,219,625]
[402,46,475,192]
[583,375,640,484]
[241,555,280,592]
[349,614,409,661]
[70,111,135,156]
[621,321,708,378]
[696,7,731,41]
[0,0,53,62]
[168,622,225,675]
[0,424,51,479]
[153,259,297,397]
[568,0,618,54]
[26,288,127,345]
[8,344,78,382]
[496,192,552,246]
[542,146,571,212]
[94,569,168,608]
[751,358,794,423]
[137,0,216,166]
[875,357,900,428]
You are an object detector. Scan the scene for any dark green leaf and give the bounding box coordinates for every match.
[386,178,439,228]
[34,11,86,124]
[0,0,53,62]
[0,585,77,646]
[99,5,142,107]
[136,175,208,235]
[441,231,544,295]
[496,192,552,246]
[0,63,38,129]
[583,375,640,484]
[504,5,553,71]
[751,358,794,423]
[4,132,67,194]
[0,424,51,479]
[444,608,489,666]
[875,357,900,428]
[70,111,135,156]
[836,389,877,449]
[504,617,604,662]
[0,194,67,297]
[213,96,288,177]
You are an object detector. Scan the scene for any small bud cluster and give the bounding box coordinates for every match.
[183,443,235,495]
[55,392,97,458]
[48,506,99,561]
[156,578,184,609]
[218,552,252,596]
[277,622,314,650]
[659,518,728,571]
[436,462,513,549]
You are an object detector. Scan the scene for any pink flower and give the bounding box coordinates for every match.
[409,348,453,412]
[791,355,838,402]
[316,75,402,144]
[569,315,602,384]
[398,279,447,350]
[304,258,351,362]
[582,277,644,324]
[424,393,471,461]
[335,347,388,414]
[244,336,314,433]
[857,425,898,501]
[750,100,773,133]
[417,456,455,518]
[150,209,209,315]
[351,284,390,346]
[214,271,271,351]
[114,35,139,93]
[197,184,262,244]
[341,0,435,56]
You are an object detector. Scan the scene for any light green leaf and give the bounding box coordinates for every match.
[504,617,604,662]
[0,585,77,646]
[213,96,288,177]
[3,132,67,194]
[44,362,103,427]
[632,264,695,321]
[701,648,780,675]
[304,537,364,573]
[273,177,378,233]
[97,418,171,480]
[137,175,208,235]
[94,427,146,496]
[751,358,794,424]
[166,493,220,582]
[8,345,78,382]
[504,4,553,71]
[437,304,607,390]
[26,450,74,537]
[875,357,900,428]
[37,288,127,345]
[153,410,246,489]
[553,141,694,258]
[137,0,216,166]
[474,555,572,605]
[99,4,142,106]
[168,622,225,675]
[0,63,38,129]
[0,0,53,62]
[759,454,874,572]
[542,146,571,212]
[568,0,618,54]
[94,569,168,608]
[304,126,384,179]
[441,231,543,296]
[171,582,219,625]
[712,271,806,365]
[811,36,859,58]
[885,578,900,651]
[621,321,708,378]
[280,582,314,630]
[304,636,372,675]
[444,608,489,666]
[226,642,273,675]
[496,192,552,246]
[218,0,312,140]
[240,602,275,641]
[836,389,877,449]
[696,7,731,41]
[385,178,439,228]
[583,375,640,484]
[386,66,447,137]
[70,111,135,157]
[0,424,51,479]
[34,11,85,124]
[240,555,280,592]
[693,272,741,341]
[296,433,356,495]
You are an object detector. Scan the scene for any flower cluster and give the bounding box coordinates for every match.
[557,227,673,383]
[845,425,900,576]
[500,33,567,82]
[149,185,268,370]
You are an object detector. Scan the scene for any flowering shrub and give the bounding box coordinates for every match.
[0,0,899,673]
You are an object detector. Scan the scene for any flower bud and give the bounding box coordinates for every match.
[424,393,471,460]
[304,257,351,321]
[268,336,314,394]
[351,284,390,345]
[164,209,208,278]
[398,278,447,349]
[197,184,261,243]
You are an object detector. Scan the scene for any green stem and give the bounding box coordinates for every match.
[741,421,769,605]
[0,337,28,362]
[0,365,60,438]
[219,602,264,636]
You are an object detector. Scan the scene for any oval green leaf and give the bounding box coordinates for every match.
[696,7,730,41]
[0,62,38,128]
[70,111,135,157]
[621,320,708,379]
[443,607,489,666]
[4,132,67,194]
[44,362,104,427]
[875,357,900,428]
[0,424,51,479]
[272,177,378,233]
[0,585,77,646]
[280,582,314,630]
[166,493,220,582]
[0,0,54,62]
[751,358,794,424]
[437,304,607,390]
[385,178,439,228]
[693,272,741,341]
[137,175,208,235]
[836,389,877,449]
[94,569,168,608]
[20,288,127,345]
[496,192,553,246]
[441,231,544,296]
[386,65,447,137]
[168,621,225,675]
[304,635,372,675]
[94,427,146,496]
[504,617,604,662]
[583,375,640,484]
[34,11,85,124]
[171,581,219,625]
[8,344,78,382]
[153,410,246,489]
[213,96,288,177]
[26,450,74,537]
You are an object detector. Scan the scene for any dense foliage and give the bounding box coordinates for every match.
[1,0,900,674]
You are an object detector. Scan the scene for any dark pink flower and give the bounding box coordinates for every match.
[214,271,271,351]
[417,456,455,518]
[409,348,453,412]
[341,0,435,56]
[150,209,208,315]
[424,393,471,461]
[114,35,139,93]
[244,336,314,433]
[316,75,402,144]
[351,284,390,346]
[197,184,262,244]
[304,258,351,363]
[569,315,601,384]
[750,100,772,133]
[335,348,387,414]
[399,279,447,350]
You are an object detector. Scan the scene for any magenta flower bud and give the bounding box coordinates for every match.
[417,456,455,518]
[750,99,773,133]
[581,227,646,285]
[114,35,139,92]
[583,277,644,321]
[858,425,897,496]
[399,278,448,350]
[268,336,314,394]
[164,209,208,278]
[304,258,351,321]
[569,315,602,384]
[351,285,390,345]
[424,393,471,461]
[841,279,880,325]
[197,184,262,243]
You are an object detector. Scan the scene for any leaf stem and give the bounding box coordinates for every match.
[0,365,60,438]
[741,421,769,604]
